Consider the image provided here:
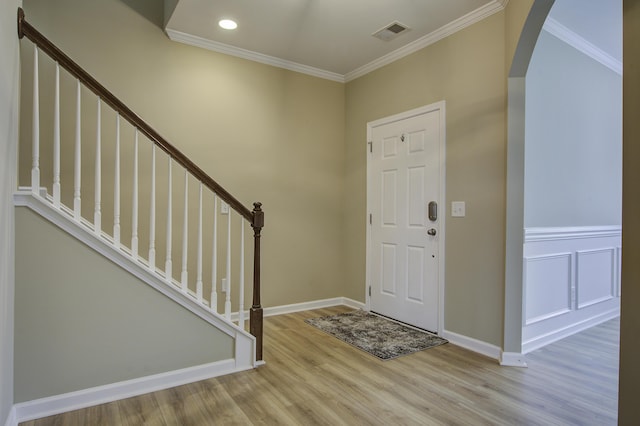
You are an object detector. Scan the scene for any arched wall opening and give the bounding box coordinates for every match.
[504,0,622,363]
[503,0,555,363]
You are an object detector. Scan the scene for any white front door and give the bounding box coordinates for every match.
[367,103,445,333]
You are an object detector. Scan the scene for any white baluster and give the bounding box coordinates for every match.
[52,62,61,208]
[165,157,173,282]
[181,170,189,291]
[94,98,102,235]
[113,115,121,248]
[31,46,40,195]
[211,196,218,313]
[131,130,139,259]
[73,79,81,220]
[148,145,156,271]
[225,207,232,320]
[239,218,245,329]
[196,183,203,302]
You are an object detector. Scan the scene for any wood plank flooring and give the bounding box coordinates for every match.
[21,306,619,425]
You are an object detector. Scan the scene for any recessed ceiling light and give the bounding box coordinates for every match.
[218,19,237,30]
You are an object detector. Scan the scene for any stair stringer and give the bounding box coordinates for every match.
[13,189,257,371]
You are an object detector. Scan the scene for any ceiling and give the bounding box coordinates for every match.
[164,0,506,82]
[164,0,621,83]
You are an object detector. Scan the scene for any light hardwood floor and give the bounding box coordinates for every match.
[22,306,619,425]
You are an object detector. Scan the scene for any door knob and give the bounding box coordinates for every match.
[427,228,437,236]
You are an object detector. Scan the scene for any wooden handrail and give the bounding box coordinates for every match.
[18,8,264,361]
[17,8,252,222]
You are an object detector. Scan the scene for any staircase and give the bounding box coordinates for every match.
[15,6,264,377]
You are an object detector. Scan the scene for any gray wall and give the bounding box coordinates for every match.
[524,30,622,228]
[14,207,234,402]
[0,0,20,421]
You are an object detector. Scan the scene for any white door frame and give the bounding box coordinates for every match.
[365,101,446,334]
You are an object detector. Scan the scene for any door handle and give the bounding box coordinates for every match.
[427,228,437,236]
[428,201,437,222]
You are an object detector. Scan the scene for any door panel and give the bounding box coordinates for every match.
[408,166,425,227]
[382,170,398,225]
[381,243,397,295]
[407,246,425,302]
[368,107,443,332]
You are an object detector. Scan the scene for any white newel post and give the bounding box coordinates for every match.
[94,98,102,235]
[31,46,40,195]
[113,115,121,248]
[53,62,61,208]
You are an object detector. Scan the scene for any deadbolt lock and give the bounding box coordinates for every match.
[428,201,437,221]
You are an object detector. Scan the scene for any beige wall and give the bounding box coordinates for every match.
[619,1,640,423]
[10,0,640,417]
[20,0,347,308]
[20,0,535,349]
[0,0,20,422]
[345,12,509,346]
[14,207,234,402]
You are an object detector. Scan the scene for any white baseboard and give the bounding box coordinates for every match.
[441,329,502,361]
[264,297,365,317]
[227,297,367,323]
[13,358,247,423]
[3,406,17,426]
[500,352,528,367]
[522,308,620,354]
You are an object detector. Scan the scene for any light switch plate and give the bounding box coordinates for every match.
[221,202,229,215]
[452,201,465,217]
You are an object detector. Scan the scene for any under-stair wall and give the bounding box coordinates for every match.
[14,206,235,403]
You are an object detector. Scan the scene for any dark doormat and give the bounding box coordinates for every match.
[305,310,448,360]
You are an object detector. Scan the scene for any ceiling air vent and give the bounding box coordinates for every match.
[372,21,410,42]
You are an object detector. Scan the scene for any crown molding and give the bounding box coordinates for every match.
[167,0,508,84]
[543,17,622,75]
[344,0,507,82]
[165,29,346,83]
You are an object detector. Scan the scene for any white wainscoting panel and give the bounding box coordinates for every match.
[524,253,572,325]
[522,226,621,353]
[576,248,615,309]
